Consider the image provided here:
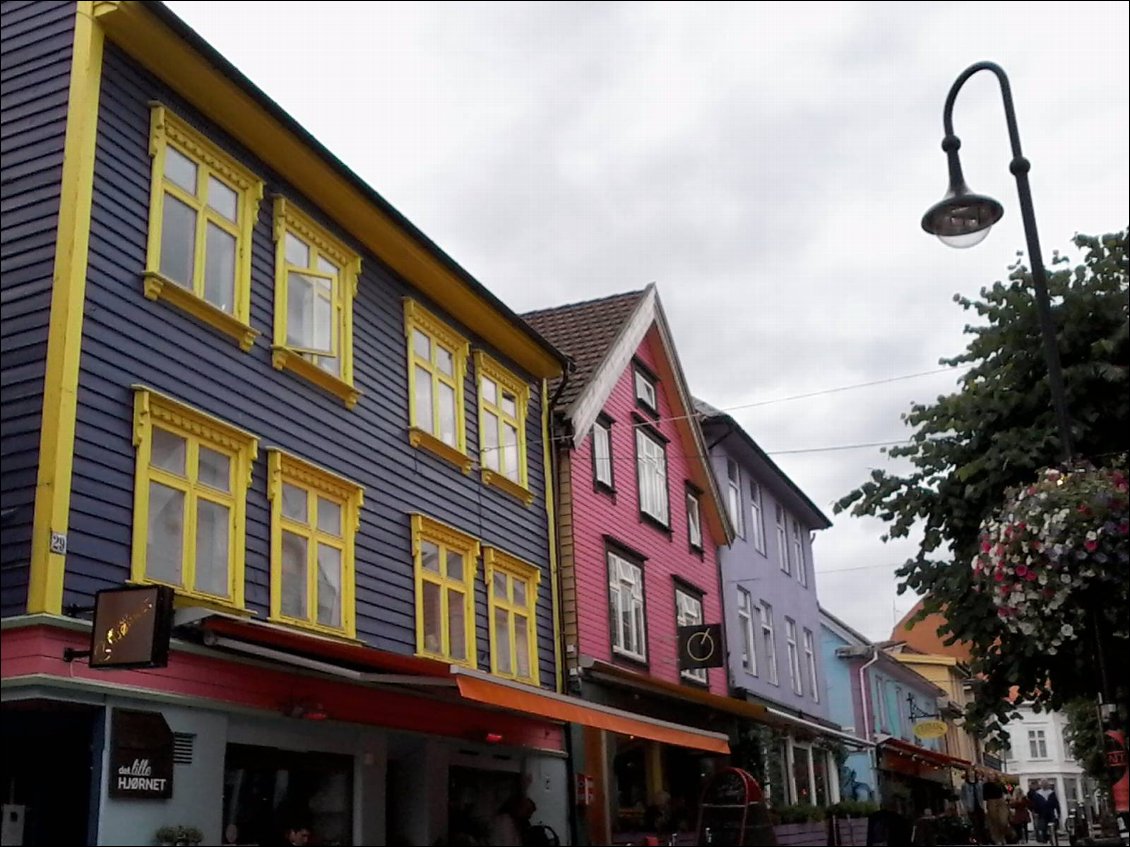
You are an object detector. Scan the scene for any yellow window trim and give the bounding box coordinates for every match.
[483,547,541,687]
[271,197,361,407]
[144,103,263,346]
[130,386,258,611]
[411,513,479,668]
[473,350,531,503]
[267,450,363,639]
[404,298,470,462]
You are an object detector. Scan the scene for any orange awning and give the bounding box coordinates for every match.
[454,671,730,755]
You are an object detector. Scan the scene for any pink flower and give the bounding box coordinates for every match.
[1026,570,1039,581]
[1016,565,1029,577]
[981,540,992,553]
[994,571,1005,582]
[1084,539,1098,552]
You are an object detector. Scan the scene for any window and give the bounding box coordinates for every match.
[592,416,614,489]
[726,459,744,537]
[130,388,258,608]
[737,588,757,676]
[267,451,363,637]
[686,490,702,550]
[636,428,669,526]
[404,300,471,471]
[792,743,814,805]
[271,198,362,407]
[675,586,707,684]
[1029,729,1049,759]
[485,548,540,685]
[608,550,646,662]
[634,366,657,413]
[803,628,819,702]
[759,601,779,685]
[875,677,890,732]
[776,505,790,575]
[785,618,803,695]
[792,519,808,587]
[144,104,263,350]
[412,514,479,665]
[895,685,908,739]
[475,352,531,503]
[749,480,766,553]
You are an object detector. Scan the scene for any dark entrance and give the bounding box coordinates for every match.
[0,701,102,846]
[222,743,353,846]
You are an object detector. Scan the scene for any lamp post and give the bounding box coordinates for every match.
[921,60,1073,464]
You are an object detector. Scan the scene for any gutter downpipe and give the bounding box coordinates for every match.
[859,646,881,772]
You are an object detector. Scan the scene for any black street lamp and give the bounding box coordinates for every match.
[922,61,1073,463]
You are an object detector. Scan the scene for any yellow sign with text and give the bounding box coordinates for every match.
[913,719,949,740]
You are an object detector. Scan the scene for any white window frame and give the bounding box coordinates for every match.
[593,417,613,488]
[675,587,707,684]
[737,587,757,676]
[636,428,669,525]
[1029,728,1049,760]
[803,628,819,702]
[686,490,702,550]
[759,601,779,685]
[776,504,791,575]
[785,617,803,695]
[749,480,766,553]
[608,551,646,662]
[634,368,657,411]
[726,459,745,538]
[792,519,808,587]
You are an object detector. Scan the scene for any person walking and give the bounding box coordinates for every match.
[1035,780,1061,846]
[1010,784,1032,844]
[983,776,1011,844]
[961,769,987,843]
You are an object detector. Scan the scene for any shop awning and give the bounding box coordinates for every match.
[194,615,730,754]
[452,669,730,755]
[582,658,767,723]
[762,706,875,748]
[877,735,965,770]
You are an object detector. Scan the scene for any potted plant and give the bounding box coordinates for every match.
[155,825,203,846]
[772,804,827,846]
[155,826,178,847]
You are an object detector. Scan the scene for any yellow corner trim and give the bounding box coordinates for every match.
[541,379,564,693]
[481,469,535,507]
[408,427,473,474]
[144,271,259,351]
[271,346,361,408]
[27,2,106,614]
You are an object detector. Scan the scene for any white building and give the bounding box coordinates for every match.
[1003,705,1093,822]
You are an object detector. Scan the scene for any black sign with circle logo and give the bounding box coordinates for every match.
[678,623,725,670]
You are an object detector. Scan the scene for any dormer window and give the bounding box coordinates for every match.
[633,364,658,414]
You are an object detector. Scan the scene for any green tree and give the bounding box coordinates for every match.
[1063,697,1108,784]
[835,228,1129,738]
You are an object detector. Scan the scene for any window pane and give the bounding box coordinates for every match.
[512,577,527,608]
[502,423,519,482]
[501,392,517,417]
[436,346,454,377]
[446,550,464,582]
[482,412,500,471]
[609,583,622,649]
[204,223,236,313]
[494,607,511,674]
[316,352,340,377]
[448,589,466,660]
[147,481,184,585]
[423,581,441,653]
[285,232,310,267]
[164,146,197,193]
[438,383,457,447]
[207,176,238,221]
[482,377,497,405]
[594,425,611,485]
[633,601,646,655]
[281,530,308,619]
[194,499,230,597]
[160,193,196,286]
[150,428,186,475]
[316,255,338,276]
[420,540,439,573]
[493,571,507,598]
[282,483,307,522]
[312,281,333,352]
[414,365,433,432]
[317,498,341,536]
[412,329,430,361]
[287,271,314,348]
[317,544,342,628]
[514,613,530,678]
[198,446,230,492]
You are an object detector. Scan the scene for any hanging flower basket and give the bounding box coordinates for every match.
[971,461,1129,653]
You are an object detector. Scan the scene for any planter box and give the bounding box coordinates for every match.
[829,817,869,846]
[773,821,826,845]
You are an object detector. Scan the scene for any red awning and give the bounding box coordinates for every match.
[878,735,967,770]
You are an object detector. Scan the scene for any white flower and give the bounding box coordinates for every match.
[1060,624,1074,637]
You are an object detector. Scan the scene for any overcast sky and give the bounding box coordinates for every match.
[165,1,1129,641]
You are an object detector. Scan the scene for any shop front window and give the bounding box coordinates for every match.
[792,744,813,805]
[222,744,353,846]
[813,750,830,806]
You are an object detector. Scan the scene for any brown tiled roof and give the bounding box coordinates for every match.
[522,288,647,410]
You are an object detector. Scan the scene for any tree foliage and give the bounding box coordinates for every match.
[835,228,1129,739]
[1063,697,1108,785]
